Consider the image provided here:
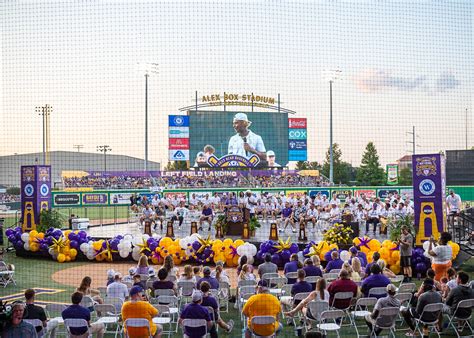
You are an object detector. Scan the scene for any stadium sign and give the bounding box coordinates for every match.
[202,93,276,105]
[207,154,260,167]
[54,193,80,206]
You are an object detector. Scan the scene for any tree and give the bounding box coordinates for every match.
[321,143,352,184]
[398,167,413,185]
[356,142,385,186]
[296,161,321,170]
[165,161,188,170]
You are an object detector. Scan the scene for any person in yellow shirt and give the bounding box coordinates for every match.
[121,286,162,338]
[242,280,282,337]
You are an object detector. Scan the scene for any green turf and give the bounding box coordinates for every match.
[0,251,472,337]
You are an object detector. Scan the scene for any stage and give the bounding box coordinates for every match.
[84,210,391,245]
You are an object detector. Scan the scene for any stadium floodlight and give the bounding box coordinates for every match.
[96,145,112,171]
[322,69,342,185]
[138,62,159,172]
[35,104,53,165]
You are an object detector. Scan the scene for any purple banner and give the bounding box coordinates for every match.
[82,193,108,205]
[21,166,51,232]
[412,154,446,245]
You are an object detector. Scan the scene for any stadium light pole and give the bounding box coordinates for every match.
[322,70,342,184]
[35,104,52,165]
[97,145,111,171]
[138,63,159,172]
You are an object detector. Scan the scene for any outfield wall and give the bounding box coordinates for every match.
[51,185,474,207]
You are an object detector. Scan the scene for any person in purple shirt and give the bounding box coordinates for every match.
[62,292,105,337]
[361,264,390,298]
[291,270,313,305]
[303,258,322,290]
[279,202,293,232]
[196,266,219,290]
[152,269,177,295]
[284,254,302,284]
[200,281,234,336]
[324,251,344,272]
[179,290,212,338]
[364,252,381,277]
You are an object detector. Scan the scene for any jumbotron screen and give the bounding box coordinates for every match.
[189,110,289,167]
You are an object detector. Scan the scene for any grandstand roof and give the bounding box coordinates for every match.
[0,151,160,187]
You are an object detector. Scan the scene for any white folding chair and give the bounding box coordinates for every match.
[64,318,91,338]
[124,318,152,338]
[262,272,280,285]
[329,269,341,274]
[389,275,404,286]
[304,300,329,332]
[316,310,345,338]
[249,315,278,337]
[304,276,321,285]
[23,318,44,337]
[218,281,230,313]
[154,289,175,297]
[238,279,257,288]
[368,287,387,298]
[288,292,311,325]
[97,286,108,297]
[0,262,16,287]
[94,304,121,338]
[268,277,287,296]
[285,272,298,283]
[177,280,195,307]
[397,282,416,294]
[182,319,208,338]
[45,303,67,335]
[370,306,399,338]
[323,273,338,282]
[155,295,179,332]
[413,302,443,338]
[395,292,412,324]
[238,285,257,315]
[280,284,293,304]
[152,304,173,338]
[104,296,123,314]
[350,297,377,337]
[445,299,474,338]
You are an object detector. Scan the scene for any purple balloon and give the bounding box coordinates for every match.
[415,262,427,273]
[46,237,53,245]
[415,256,423,264]
[192,241,201,251]
[68,233,77,241]
[69,240,79,249]
[271,253,282,266]
[40,243,49,251]
[15,233,21,240]
[102,241,108,249]
[14,242,23,250]
[149,242,158,251]
[289,243,299,254]
[7,235,16,243]
[78,231,87,239]
[110,240,119,250]
[281,250,291,262]
[147,238,156,246]
[5,229,13,237]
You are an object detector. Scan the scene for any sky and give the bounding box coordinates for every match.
[1,0,472,167]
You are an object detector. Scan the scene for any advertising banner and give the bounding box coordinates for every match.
[386,164,399,185]
[288,129,307,140]
[82,193,108,205]
[21,165,51,232]
[168,115,189,127]
[377,189,399,199]
[333,189,351,201]
[169,150,190,161]
[168,126,190,138]
[354,189,376,199]
[412,154,446,245]
[169,138,190,150]
[54,193,81,206]
[110,192,134,205]
[288,118,307,129]
[308,190,330,198]
[288,140,307,150]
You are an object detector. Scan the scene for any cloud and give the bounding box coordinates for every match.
[353,69,460,93]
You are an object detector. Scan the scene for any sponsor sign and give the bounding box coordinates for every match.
[169,138,190,150]
[412,154,446,245]
[308,190,330,198]
[169,150,190,161]
[168,126,190,138]
[386,164,399,185]
[288,150,307,161]
[168,115,189,127]
[377,189,399,199]
[333,189,351,201]
[288,129,307,140]
[400,188,414,199]
[288,118,307,129]
[82,193,108,205]
[285,190,307,198]
[288,140,307,150]
[354,189,376,199]
[110,192,134,205]
[164,192,187,201]
[54,193,81,206]
[21,166,51,231]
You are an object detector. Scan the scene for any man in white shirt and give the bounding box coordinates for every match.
[266,150,281,167]
[140,204,156,223]
[227,113,266,160]
[446,189,462,214]
[328,203,341,222]
[172,201,189,230]
[305,203,319,231]
[107,273,129,301]
[366,203,380,234]
[245,190,258,218]
[189,193,199,210]
[329,192,341,207]
[320,195,329,208]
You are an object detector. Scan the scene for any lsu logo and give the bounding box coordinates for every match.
[415,156,437,177]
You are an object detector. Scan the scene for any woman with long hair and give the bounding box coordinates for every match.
[377,259,396,278]
[162,254,179,281]
[238,264,256,281]
[136,255,149,275]
[77,276,103,304]
[284,278,329,319]
[351,257,362,281]
[178,264,196,283]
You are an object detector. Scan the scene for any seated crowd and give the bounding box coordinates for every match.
[3,248,473,338]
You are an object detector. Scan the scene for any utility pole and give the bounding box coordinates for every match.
[35,104,52,165]
[73,145,84,152]
[407,126,420,154]
[466,108,468,150]
[96,145,112,171]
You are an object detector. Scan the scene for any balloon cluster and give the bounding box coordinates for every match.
[302,241,339,261]
[257,238,299,267]
[6,227,90,263]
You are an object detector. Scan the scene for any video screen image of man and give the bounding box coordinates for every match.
[227,113,266,160]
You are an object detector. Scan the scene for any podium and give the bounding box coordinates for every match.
[225,206,250,236]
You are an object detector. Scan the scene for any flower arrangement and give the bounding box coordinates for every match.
[323,223,353,245]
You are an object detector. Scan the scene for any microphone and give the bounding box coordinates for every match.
[243,137,247,143]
